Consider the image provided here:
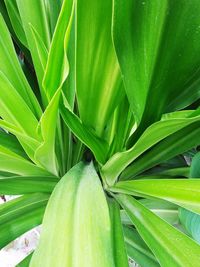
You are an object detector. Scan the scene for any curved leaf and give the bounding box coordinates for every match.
[102,111,200,185]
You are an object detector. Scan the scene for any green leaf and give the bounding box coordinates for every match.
[30,162,115,267]
[179,208,200,244]
[43,0,74,100]
[179,152,200,244]
[34,90,60,175]
[111,179,200,215]
[0,71,39,139]
[0,130,27,159]
[102,111,200,185]
[121,199,179,225]
[0,175,57,195]
[0,119,40,161]
[0,14,41,118]
[108,199,129,267]
[60,96,109,164]
[16,253,33,267]
[112,0,200,127]
[190,152,200,177]
[45,0,63,34]
[115,194,200,267]
[0,146,51,176]
[123,226,160,267]
[16,0,51,104]
[121,121,200,179]
[75,0,124,137]
[0,193,48,248]
[4,0,28,47]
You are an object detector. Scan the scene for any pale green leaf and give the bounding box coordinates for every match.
[30,162,115,267]
[111,179,200,215]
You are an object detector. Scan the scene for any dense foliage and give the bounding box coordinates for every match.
[0,1,200,266]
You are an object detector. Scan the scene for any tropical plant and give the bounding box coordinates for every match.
[0,0,200,266]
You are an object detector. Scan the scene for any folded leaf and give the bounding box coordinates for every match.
[121,121,200,179]
[60,97,109,164]
[34,90,60,175]
[43,0,74,100]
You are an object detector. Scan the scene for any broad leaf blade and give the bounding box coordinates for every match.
[112,0,200,127]
[75,0,124,137]
[30,162,115,267]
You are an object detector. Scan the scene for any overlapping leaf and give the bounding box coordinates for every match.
[115,194,200,267]
[113,0,200,129]
[102,111,200,185]
[0,193,48,248]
